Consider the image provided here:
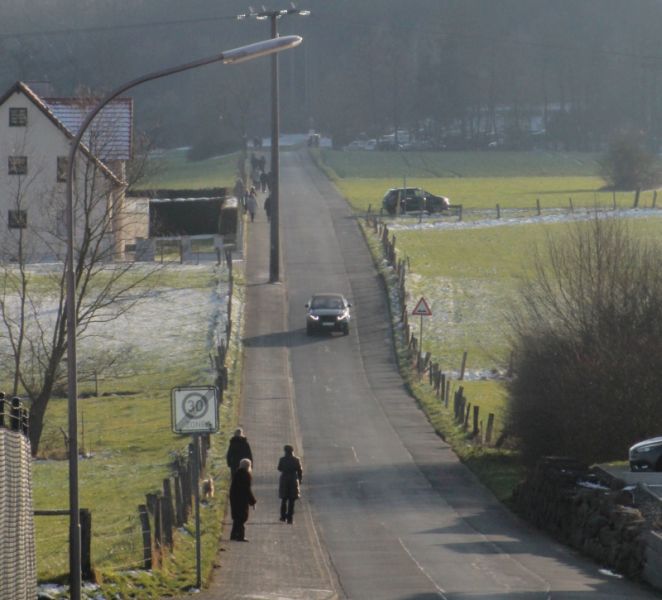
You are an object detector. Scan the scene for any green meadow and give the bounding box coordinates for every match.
[318,149,659,214]
[318,148,662,499]
[21,265,244,598]
[136,147,241,190]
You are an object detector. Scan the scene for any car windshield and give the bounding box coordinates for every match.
[311,296,343,309]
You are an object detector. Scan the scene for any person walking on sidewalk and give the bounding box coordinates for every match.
[229,458,257,541]
[226,428,253,476]
[278,444,303,524]
[263,194,271,221]
[246,188,258,222]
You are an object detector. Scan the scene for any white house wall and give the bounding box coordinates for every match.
[0,90,122,262]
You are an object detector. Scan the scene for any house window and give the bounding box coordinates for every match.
[9,108,27,127]
[8,156,27,175]
[57,156,68,182]
[8,210,27,229]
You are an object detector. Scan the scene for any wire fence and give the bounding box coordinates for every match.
[0,396,37,600]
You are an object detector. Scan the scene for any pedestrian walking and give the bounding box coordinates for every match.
[226,428,253,476]
[263,195,271,221]
[246,189,258,222]
[229,458,256,541]
[277,444,302,524]
[259,171,268,192]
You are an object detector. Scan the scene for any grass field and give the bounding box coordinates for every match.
[18,264,243,598]
[323,148,662,500]
[317,149,659,215]
[136,147,242,190]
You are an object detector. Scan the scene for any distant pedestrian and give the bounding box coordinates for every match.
[233,177,245,203]
[277,444,302,524]
[263,195,271,221]
[226,428,253,476]
[229,458,256,541]
[259,171,268,192]
[246,189,258,222]
[258,155,266,172]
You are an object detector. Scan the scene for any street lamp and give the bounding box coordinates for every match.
[239,6,310,283]
[64,34,302,600]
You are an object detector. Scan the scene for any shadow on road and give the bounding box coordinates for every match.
[243,328,348,348]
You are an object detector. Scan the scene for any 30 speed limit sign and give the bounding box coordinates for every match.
[171,386,219,434]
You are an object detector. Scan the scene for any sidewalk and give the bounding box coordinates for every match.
[195,197,340,600]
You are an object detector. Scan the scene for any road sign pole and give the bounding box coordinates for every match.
[419,314,423,356]
[193,434,202,589]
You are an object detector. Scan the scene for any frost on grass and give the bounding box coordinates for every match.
[0,263,230,380]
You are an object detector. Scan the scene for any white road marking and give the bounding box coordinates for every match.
[397,537,449,599]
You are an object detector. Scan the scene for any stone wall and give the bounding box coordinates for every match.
[512,457,660,584]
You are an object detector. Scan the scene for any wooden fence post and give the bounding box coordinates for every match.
[486,413,495,445]
[463,402,471,430]
[173,473,185,526]
[568,197,574,212]
[634,188,641,208]
[496,204,500,219]
[472,405,480,437]
[444,379,450,408]
[459,351,468,380]
[653,191,658,208]
[80,509,92,581]
[138,505,153,570]
[163,479,175,549]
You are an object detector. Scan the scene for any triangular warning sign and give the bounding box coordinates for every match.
[412,297,432,316]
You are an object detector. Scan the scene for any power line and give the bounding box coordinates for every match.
[0,13,248,41]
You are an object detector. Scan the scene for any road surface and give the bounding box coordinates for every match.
[278,150,658,600]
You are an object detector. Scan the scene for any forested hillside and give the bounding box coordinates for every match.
[3,0,661,152]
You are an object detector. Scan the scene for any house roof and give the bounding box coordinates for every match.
[0,81,125,186]
[43,96,133,161]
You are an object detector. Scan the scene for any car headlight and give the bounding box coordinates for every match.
[308,314,319,321]
[336,310,349,321]
[638,447,653,453]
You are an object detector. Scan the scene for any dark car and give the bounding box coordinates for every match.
[305,293,351,335]
[382,187,450,215]
[629,436,662,471]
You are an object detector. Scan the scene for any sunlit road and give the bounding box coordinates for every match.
[279,150,658,600]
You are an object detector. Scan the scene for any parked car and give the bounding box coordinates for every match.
[629,436,662,471]
[381,187,450,215]
[305,293,351,335]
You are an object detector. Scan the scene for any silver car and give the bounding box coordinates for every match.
[629,436,662,471]
[305,293,351,335]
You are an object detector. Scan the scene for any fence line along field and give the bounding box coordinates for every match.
[8,262,236,594]
[320,148,662,500]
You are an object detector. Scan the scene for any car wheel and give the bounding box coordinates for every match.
[306,324,313,336]
[342,324,349,336]
[655,458,662,472]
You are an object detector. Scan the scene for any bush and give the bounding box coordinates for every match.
[507,217,662,465]
[599,132,659,190]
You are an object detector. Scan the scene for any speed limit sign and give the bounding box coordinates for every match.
[171,386,219,434]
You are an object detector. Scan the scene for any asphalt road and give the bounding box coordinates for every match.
[279,150,659,600]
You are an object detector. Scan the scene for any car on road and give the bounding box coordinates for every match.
[382,187,450,215]
[305,293,351,335]
[629,436,662,471]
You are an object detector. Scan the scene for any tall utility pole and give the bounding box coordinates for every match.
[243,6,309,282]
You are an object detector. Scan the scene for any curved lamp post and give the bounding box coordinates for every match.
[64,34,302,600]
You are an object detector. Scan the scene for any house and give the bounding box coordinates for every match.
[0,81,133,262]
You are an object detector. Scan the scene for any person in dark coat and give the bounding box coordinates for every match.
[277,444,303,524]
[263,195,272,221]
[229,458,256,541]
[226,428,253,476]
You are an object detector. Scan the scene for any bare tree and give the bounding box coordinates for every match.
[0,118,161,455]
[507,216,662,466]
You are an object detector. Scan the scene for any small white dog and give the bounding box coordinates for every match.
[201,478,215,500]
